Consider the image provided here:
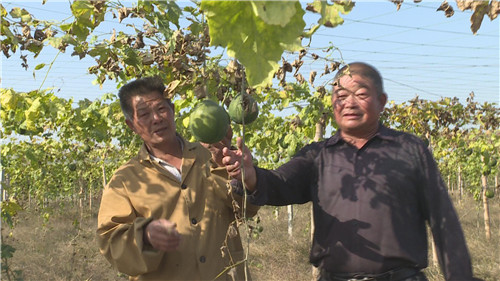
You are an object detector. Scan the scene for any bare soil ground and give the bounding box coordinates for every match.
[2,194,498,281]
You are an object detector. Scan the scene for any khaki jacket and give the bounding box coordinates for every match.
[97,139,259,280]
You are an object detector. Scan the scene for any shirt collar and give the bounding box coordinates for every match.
[325,123,396,147]
[137,134,194,163]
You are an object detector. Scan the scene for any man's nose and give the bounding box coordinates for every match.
[343,93,358,106]
[152,110,164,122]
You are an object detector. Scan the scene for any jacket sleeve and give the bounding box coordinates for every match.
[96,177,165,277]
[417,143,476,280]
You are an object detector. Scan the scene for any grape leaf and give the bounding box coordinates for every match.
[9,7,31,22]
[250,1,297,27]
[201,1,305,88]
[306,0,354,28]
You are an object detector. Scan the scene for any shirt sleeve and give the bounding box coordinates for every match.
[96,177,165,277]
[248,142,321,206]
[417,142,476,280]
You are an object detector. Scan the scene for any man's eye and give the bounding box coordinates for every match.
[356,93,369,99]
[337,94,348,100]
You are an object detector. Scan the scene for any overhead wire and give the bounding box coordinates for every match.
[2,1,498,104]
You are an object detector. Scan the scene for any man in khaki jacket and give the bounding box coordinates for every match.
[97,77,258,280]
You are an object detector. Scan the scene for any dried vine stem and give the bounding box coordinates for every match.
[239,70,250,281]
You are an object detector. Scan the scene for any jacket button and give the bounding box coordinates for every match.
[191,218,197,225]
[199,256,206,263]
[181,184,187,189]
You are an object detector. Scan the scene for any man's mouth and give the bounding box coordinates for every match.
[343,112,360,118]
[153,127,168,134]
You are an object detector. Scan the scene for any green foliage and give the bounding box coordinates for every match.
[1,200,22,228]
[0,89,138,213]
[382,94,500,200]
[306,0,354,28]
[201,0,305,88]
[1,243,24,281]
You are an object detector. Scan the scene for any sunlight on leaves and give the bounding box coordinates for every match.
[201,1,305,88]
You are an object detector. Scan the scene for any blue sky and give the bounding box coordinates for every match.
[1,1,499,105]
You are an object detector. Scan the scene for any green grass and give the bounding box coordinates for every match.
[2,194,498,281]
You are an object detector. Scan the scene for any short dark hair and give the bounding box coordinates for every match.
[334,62,384,96]
[118,76,168,120]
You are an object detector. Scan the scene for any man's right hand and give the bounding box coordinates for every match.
[222,136,257,192]
[144,219,181,252]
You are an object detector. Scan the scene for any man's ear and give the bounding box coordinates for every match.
[378,93,387,111]
[169,100,175,112]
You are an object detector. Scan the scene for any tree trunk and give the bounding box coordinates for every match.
[102,150,107,188]
[448,175,453,194]
[482,174,491,240]
[79,177,84,220]
[480,155,492,240]
[89,188,92,211]
[1,169,6,201]
[458,165,463,201]
[495,174,498,194]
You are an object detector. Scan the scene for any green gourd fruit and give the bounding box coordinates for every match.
[189,99,230,144]
[228,93,259,124]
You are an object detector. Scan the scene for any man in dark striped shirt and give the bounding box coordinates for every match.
[223,62,480,281]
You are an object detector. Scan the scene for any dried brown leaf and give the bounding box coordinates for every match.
[470,4,488,34]
[22,25,32,39]
[489,0,500,20]
[456,0,496,34]
[34,29,46,41]
[309,71,317,86]
[390,0,404,11]
[227,267,237,281]
[330,62,340,72]
[228,224,238,239]
[165,80,181,99]
[194,84,207,99]
[283,61,293,73]
[437,1,454,17]
[133,32,145,49]
[291,59,303,75]
[299,49,307,60]
[295,73,305,84]
[110,29,116,43]
[118,7,129,23]
[220,245,227,258]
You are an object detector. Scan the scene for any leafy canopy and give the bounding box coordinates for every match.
[201,1,305,88]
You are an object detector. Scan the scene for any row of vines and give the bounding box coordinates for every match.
[1,87,498,221]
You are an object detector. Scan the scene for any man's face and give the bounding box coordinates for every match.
[126,91,176,147]
[332,73,386,136]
